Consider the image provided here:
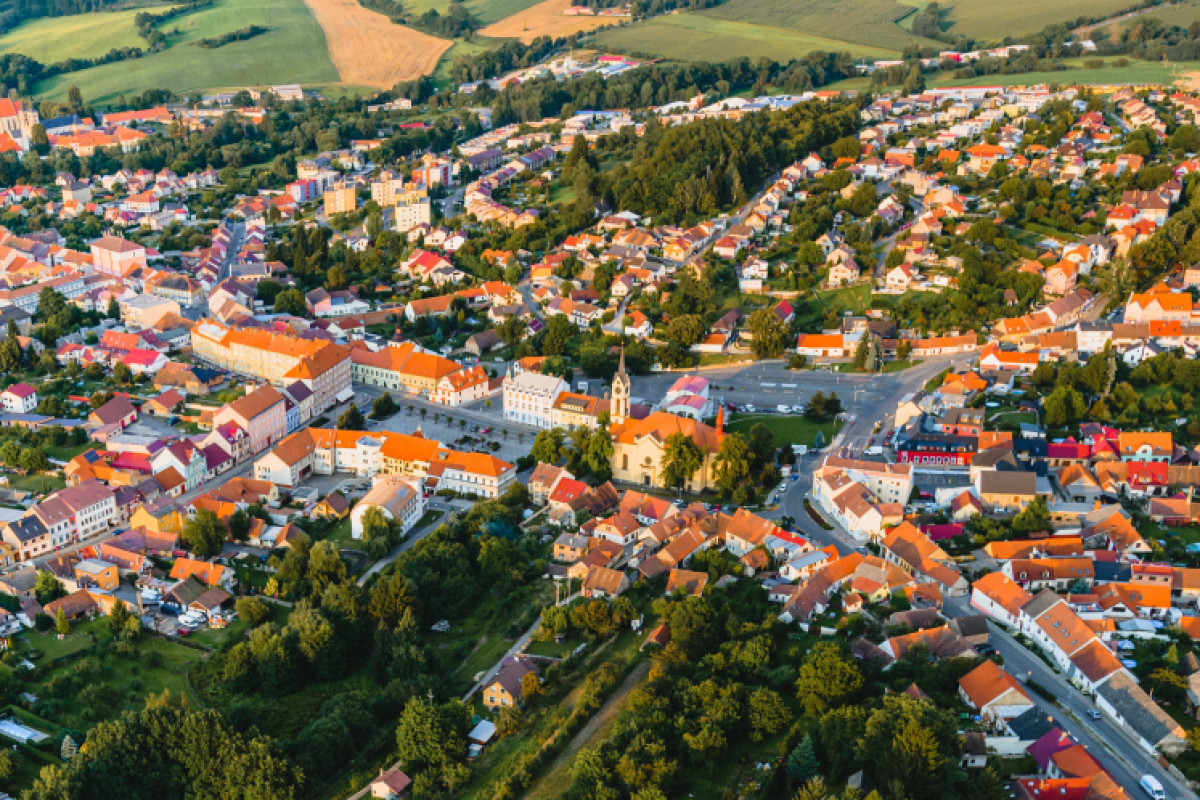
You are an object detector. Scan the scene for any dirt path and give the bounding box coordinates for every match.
[302,0,451,87]
[480,0,616,43]
[523,661,650,800]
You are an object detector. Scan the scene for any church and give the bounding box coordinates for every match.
[608,351,725,491]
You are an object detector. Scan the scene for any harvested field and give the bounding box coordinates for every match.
[480,0,615,43]
[302,0,452,87]
[702,0,939,52]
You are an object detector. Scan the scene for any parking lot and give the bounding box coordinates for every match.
[371,407,532,464]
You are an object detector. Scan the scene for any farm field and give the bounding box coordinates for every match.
[32,0,338,102]
[590,13,901,62]
[479,0,615,42]
[467,0,545,26]
[700,0,940,52]
[912,0,1139,40]
[301,0,452,87]
[0,10,145,62]
[1088,0,1200,33]
[823,57,1200,92]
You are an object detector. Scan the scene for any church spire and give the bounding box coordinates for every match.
[617,344,626,379]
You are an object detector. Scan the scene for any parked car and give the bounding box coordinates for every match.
[791,405,805,414]
[745,404,757,413]
[777,405,790,414]
[175,627,192,638]
[1087,710,1101,720]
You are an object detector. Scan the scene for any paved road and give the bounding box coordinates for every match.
[943,594,1194,800]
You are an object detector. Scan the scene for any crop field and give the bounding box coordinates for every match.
[480,0,615,42]
[301,0,452,87]
[467,0,545,26]
[1089,0,1200,34]
[590,13,900,62]
[910,0,1139,40]
[32,0,338,102]
[929,57,1200,88]
[0,10,146,62]
[701,0,940,52]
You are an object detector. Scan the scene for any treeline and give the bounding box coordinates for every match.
[356,0,401,17]
[447,35,560,83]
[0,48,145,96]
[408,1,476,37]
[134,0,211,48]
[0,0,153,35]
[193,24,269,47]
[1092,16,1200,61]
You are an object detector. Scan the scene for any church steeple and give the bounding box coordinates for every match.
[612,344,630,424]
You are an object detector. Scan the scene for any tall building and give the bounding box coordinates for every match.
[323,183,358,216]
[393,191,432,233]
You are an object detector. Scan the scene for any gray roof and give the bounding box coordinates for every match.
[6,516,47,543]
[1096,671,1184,747]
[979,470,1036,496]
[1020,588,1063,619]
[948,614,989,638]
[1007,705,1056,741]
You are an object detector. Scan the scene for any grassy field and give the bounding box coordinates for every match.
[1090,0,1200,31]
[590,14,900,62]
[31,0,338,103]
[918,0,1136,39]
[466,0,545,26]
[725,413,842,447]
[0,10,146,62]
[700,0,940,52]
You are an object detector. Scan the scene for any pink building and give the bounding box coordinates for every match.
[213,385,287,455]
[89,235,147,278]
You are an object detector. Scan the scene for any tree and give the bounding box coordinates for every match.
[748,687,792,741]
[0,336,20,373]
[56,607,69,635]
[307,540,347,591]
[852,335,870,370]
[337,403,365,431]
[108,598,131,634]
[497,316,526,351]
[795,642,863,716]
[30,123,48,154]
[228,508,251,542]
[531,428,567,464]
[661,432,704,491]
[713,432,752,496]
[584,427,614,481]
[235,597,272,627]
[19,446,48,474]
[1012,496,1051,534]
[1043,384,1087,428]
[35,570,63,603]
[858,695,959,800]
[666,314,705,348]
[786,734,820,784]
[394,697,468,773]
[274,288,307,315]
[325,265,348,291]
[521,671,543,700]
[107,296,120,319]
[371,392,398,418]
[366,210,383,241]
[747,307,788,358]
[185,509,227,558]
[542,315,574,356]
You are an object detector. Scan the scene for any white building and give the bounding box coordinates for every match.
[351,476,425,539]
[0,382,37,413]
[502,368,567,429]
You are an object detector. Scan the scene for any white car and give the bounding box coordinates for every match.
[745,404,756,413]
[178,613,204,629]
[791,405,805,414]
[776,404,790,414]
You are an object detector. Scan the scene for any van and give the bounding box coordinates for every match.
[864,446,884,456]
[1140,775,1166,800]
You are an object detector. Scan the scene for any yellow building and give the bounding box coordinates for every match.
[607,354,723,491]
[350,341,462,396]
[323,183,358,216]
[130,499,186,534]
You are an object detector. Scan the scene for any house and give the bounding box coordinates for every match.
[483,655,540,710]
[350,477,424,540]
[665,568,708,596]
[958,661,1036,725]
[88,395,138,432]
[365,764,411,799]
[0,383,36,414]
[1095,670,1187,756]
[880,523,968,596]
[312,493,350,521]
[583,566,629,598]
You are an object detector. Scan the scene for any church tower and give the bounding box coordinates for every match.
[611,346,630,424]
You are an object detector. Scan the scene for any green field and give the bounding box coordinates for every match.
[0,9,146,62]
[590,14,901,62]
[725,413,842,448]
[465,0,543,25]
[700,0,940,52]
[927,0,1142,39]
[28,0,338,103]
[1091,1,1200,31]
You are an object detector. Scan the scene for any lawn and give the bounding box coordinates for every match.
[795,283,873,330]
[189,600,290,648]
[929,58,1200,89]
[7,474,66,494]
[725,413,842,448]
[590,14,900,63]
[44,443,98,463]
[835,359,922,373]
[700,0,940,52]
[0,9,146,62]
[30,0,338,103]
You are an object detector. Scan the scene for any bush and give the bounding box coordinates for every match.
[1026,678,1056,703]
